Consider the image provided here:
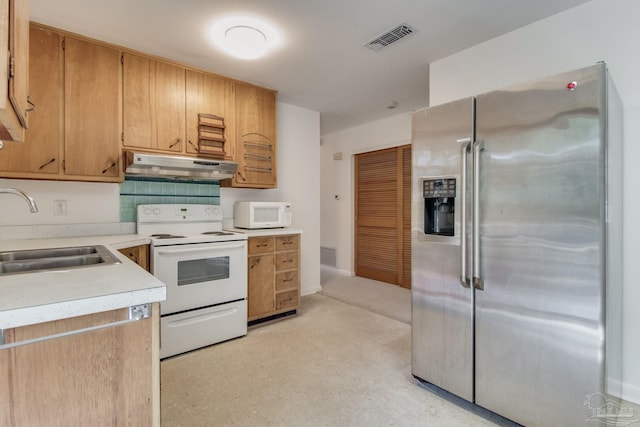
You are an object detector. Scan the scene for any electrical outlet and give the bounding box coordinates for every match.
[54,200,68,216]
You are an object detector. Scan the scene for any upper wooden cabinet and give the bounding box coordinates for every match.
[1,23,278,186]
[0,25,122,182]
[122,52,186,153]
[0,24,60,175]
[64,36,121,179]
[185,69,235,159]
[0,0,29,141]
[225,83,277,188]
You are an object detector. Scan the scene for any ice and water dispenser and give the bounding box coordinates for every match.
[422,178,456,236]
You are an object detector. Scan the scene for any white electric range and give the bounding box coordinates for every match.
[137,204,248,358]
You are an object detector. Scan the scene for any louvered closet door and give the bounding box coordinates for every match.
[355,145,411,287]
[402,145,412,288]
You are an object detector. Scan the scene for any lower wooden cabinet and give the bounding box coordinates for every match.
[247,234,300,322]
[0,303,160,426]
[118,244,150,271]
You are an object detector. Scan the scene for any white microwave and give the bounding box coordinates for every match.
[234,201,292,229]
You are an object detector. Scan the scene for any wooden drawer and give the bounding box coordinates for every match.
[276,251,298,271]
[276,271,299,291]
[276,235,299,251]
[276,290,299,310]
[248,236,275,254]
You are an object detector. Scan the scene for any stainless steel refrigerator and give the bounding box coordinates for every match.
[411,63,623,426]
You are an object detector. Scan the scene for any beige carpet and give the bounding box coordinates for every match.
[160,294,498,427]
[319,272,411,325]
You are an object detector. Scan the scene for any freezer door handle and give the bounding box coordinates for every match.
[473,139,485,290]
[459,139,472,288]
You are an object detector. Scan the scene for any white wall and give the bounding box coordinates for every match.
[221,102,321,296]
[429,0,640,404]
[0,179,119,225]
[320,113,411,275]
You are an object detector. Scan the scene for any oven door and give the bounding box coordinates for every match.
[152,240,247,315]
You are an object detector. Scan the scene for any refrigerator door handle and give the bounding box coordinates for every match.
[473,139,485,290]
[459,138,472,288]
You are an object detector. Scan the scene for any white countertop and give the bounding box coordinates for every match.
[0,234,166,329]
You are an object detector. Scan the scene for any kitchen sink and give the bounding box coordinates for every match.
[0,245,121,275]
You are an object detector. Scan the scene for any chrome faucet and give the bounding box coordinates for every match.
[0,188,39,213]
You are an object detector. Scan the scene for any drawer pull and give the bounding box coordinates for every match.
[256,244,269,248]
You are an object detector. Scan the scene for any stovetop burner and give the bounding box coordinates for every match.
[150,233,186,239]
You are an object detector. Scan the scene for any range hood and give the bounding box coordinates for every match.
[125,151,237,181]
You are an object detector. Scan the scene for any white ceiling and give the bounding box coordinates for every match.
[30,0,592,135]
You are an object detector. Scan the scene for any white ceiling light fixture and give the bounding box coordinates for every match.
[210,16,280,60]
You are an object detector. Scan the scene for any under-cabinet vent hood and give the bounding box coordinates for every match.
[124,151,237,181]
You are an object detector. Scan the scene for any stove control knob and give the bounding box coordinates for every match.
[143,207,152,215]
[205,206,216,215]
[153,207,161,215]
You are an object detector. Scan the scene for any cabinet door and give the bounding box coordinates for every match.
[248,254,275,319]
[5,308,154,426]
[0,0,29,141]
[63,36,120,179]
[118,244,150,271]
[0,344,9,427]
[0,24,60,175]
[122,53,185,152]
[8,0,29,127]
[185,69,235,158]
[231,83,277,188]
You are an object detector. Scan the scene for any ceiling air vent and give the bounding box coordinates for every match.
[363,23,417,52]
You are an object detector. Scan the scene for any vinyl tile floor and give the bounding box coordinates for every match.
[160,293,501,427]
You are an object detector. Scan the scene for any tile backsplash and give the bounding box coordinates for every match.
[119,177,220,222]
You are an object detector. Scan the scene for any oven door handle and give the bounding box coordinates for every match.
[157,243,246,256]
